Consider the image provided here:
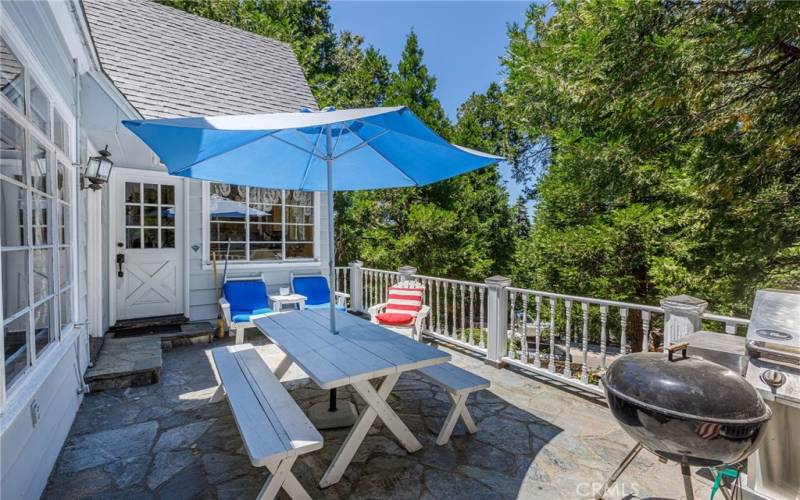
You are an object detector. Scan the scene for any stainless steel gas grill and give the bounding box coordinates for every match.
[742,289,800,500]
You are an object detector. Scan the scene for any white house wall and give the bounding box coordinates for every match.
[0,3,92,499]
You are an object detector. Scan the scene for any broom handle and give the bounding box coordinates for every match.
[221,239,231,285]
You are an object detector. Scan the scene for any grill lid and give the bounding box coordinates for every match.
[603,346,771,424]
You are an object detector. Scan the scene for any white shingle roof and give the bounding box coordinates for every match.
[82,0,317,119]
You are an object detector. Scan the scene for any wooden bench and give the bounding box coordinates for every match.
[209,344,323,500]
[416,362,490,445]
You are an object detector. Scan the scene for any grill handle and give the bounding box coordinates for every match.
[667,341,689,362]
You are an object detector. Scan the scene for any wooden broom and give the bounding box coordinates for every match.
[211,251,225,339]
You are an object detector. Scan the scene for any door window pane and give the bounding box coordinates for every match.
[210,183,245,202]
[161,185,174,205]
[58,202,69,245]
[30,141,49,194]
[161,229,175,248]
[1,179,26,247]
[125,182,140,203]
[29,77,50,137]
[248,204,280,223]
[2,250,28,317]
[4,314,29,387]
[161,207,175,226]
[32,248,52,302]
[143,183,158,203]
[249,187,281,205]
[0,112,25,182]
[126,205,140,225]
[143,206,158,226]
[1,37,25,112]
[143,228,158,248]
[33,299,52,355]
[126,228,141,248]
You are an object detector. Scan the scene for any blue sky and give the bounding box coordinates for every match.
[329,1,531,203]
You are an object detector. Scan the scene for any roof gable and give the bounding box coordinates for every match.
[81,0,317,119]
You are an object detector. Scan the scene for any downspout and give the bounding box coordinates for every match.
[74,57,91,395]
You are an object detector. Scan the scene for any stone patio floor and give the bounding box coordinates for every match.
[44,332,712,499]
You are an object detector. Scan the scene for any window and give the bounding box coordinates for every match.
[0,37,25,113]
[1,35,74,394]
[53,110,70,156]
[207,183,314,262]
[124,182,175,249]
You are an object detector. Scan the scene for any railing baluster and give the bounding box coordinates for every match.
[436,280,441,334]
[469,285,475,345]
[521,293,529,363]
[508,291,516,359]
[599,305,608,370]
[479,287,486,348]
[451,282,457,338]
[533,295,542,368]
[443,281,449,336]
[564,299,572,378]
[425,279,432,332]
[548,298,556,372]
[580,302,589,384]
[460,284,466,343]
[642,310,651,352]
[619,308,628,356]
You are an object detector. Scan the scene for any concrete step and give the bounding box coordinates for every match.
[84,337,162,392]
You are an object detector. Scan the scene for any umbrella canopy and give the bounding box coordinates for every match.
[123,106,503,333]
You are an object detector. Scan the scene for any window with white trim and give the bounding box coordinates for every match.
[1,35,74,393]
[206,182,315,262]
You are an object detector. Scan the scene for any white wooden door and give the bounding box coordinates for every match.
[113,170,184,320]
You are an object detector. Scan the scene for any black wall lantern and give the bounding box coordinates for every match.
[82,145,114,190]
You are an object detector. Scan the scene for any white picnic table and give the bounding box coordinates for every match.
[254,308,450,488]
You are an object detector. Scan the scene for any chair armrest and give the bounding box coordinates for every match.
[368,302,387,323]
[415,305,431,334]
[334,291,350,308]
[219,297,232,327]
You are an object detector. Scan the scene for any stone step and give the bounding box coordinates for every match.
[84,337,162,392]
[108,314,188,333]
[158,322,215,350]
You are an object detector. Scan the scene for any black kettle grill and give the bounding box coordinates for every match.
[596,342,772,499]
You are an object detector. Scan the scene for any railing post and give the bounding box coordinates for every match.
[660,294,708,349]
[349,260,363,313]
[485,275,511,368]
[398,265,417,283]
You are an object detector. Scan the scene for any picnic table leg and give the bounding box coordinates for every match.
[436,393,468,445]
[320,373,421,488]
[258,456,297,500]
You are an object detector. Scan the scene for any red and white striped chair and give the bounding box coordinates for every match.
[368,281,430,340]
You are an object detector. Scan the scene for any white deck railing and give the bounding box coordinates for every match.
[334,263,749,395]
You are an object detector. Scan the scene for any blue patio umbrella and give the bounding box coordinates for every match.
[123,106,503,334]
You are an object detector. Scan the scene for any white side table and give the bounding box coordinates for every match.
[270,293,306,312]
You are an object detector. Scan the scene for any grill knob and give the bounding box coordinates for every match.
[760,369,786,388]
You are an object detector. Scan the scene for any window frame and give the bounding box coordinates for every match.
[201,181,321,268]
[0,32,77,405]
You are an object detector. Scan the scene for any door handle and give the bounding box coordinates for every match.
[116,253,125,277]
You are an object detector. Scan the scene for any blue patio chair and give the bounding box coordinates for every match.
[290,274,349,312]
[219,277,273,344]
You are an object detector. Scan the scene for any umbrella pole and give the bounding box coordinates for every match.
[326,124,337,335]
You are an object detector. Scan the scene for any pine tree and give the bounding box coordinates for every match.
[512,197,530,240]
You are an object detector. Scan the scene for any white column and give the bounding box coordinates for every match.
[485,275,511,367]
[348,260,363,312]
[660,294,707,349]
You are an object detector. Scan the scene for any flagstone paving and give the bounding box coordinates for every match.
[44,333,711,499]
